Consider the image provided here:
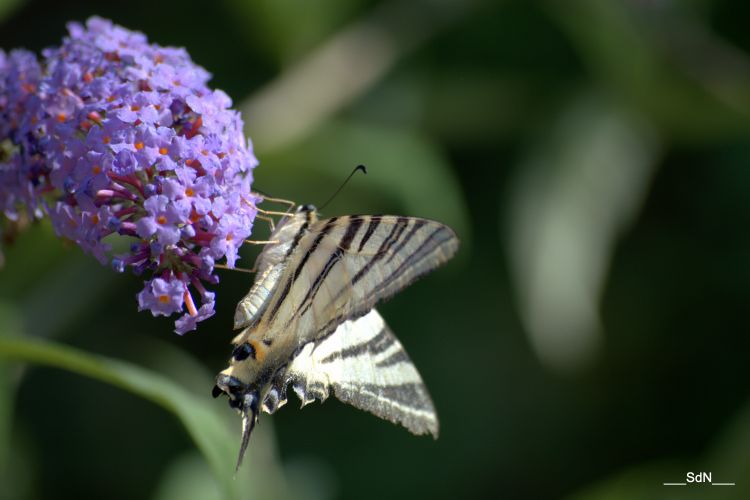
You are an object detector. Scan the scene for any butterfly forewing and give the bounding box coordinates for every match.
[255,215,459,346]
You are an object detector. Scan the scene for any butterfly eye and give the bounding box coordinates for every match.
[298,204,316,213]
[232,342,256,361]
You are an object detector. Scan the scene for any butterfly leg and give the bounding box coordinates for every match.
[256,213,276,232]
[262,367,290,413]
[257,195,296,211]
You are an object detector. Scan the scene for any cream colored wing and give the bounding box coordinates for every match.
[233,209,314,329]
[265,309,438,437]
[256,215,459,346]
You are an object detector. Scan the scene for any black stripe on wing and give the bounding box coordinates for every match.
[284,218,311,258]
[292,216,365,320]
[351,216,409,286]
[386,219,427,263]
[268,217,338,322]
[329,219,455,316]
[371,224,456,297]
[357,217,382,252]
[292,248,343,321]
[339,216,365,250]
[317,326,394,364]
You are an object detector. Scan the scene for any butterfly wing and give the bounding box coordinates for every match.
[284,309,439,436]
[233,211,313,329]
[255,215,459,346]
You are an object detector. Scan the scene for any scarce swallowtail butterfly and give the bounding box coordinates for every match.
[212,204,459,468]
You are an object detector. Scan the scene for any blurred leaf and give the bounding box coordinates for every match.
[546,0,750,140]
[568,460,694,500]
[224,0,366,62]
[505,93,659,371]
[154,451,225,500]
[419,72,533,146]
[0,304,22,500]
[282,454,338,500]
[703,402,750,494]
[256,119,471,246]
[0,219,132,340]
[0,0,24,22]
[18,253,118,339]
[0,221,65,300]
[0,332,288,500]
[0,303,21,458]
[569,402,750,500]
[241,0,479,152]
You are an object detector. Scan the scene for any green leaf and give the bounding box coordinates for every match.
[0,0,25,22]
[0,330,288,500]
[225,0,366,62]
[505,94,659,371]
[546,0,750,140]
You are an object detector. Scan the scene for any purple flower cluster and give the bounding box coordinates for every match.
[0,18,260,333]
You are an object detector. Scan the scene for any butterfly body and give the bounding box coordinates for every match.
[214,205,459,468]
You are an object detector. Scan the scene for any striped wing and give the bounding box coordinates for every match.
[256,215,459,346]
[285,309,438,436]
[233,211,310,329]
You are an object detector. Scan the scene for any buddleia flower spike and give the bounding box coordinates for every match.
[0,17,261,333]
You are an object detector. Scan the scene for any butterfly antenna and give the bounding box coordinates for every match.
[318,164,367,211]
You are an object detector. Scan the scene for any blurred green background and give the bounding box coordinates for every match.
[2,0,750,498]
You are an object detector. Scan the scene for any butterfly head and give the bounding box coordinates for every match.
[297,203,317,214]
[213,372,260,470]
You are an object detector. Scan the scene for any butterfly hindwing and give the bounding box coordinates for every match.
[284,309,439,437]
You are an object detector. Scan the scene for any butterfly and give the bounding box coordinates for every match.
[212,204,459,468]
